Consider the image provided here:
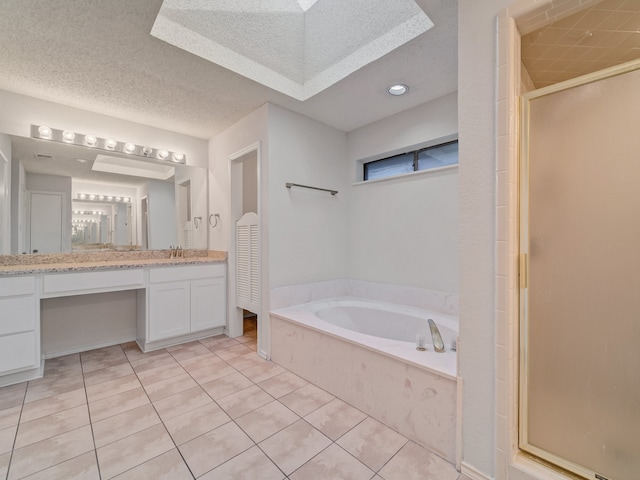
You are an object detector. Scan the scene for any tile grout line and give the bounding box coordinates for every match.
[81,348,108,480]
[4,382,27,480]
[170,336,295,479]
[8,354,96,480]
[131,345,196,480]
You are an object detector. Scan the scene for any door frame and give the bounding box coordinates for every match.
[228,142,266,358]
[517,59,640,480]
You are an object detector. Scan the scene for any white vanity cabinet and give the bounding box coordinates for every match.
[0,258,228,386]
[0,276,40,377]
[146,264,226,346]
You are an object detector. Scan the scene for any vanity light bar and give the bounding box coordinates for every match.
[77,194,131,203]
[31,125,187,164]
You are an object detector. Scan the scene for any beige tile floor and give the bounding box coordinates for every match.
[0,319,470,479]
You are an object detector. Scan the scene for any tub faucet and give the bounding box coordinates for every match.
[428,319,445,353]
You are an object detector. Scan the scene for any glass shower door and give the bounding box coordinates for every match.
[520,64,640,480]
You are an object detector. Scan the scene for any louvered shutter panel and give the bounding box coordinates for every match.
[236,212,259,313]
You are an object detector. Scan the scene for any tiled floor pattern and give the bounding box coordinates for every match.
[0,322,469,480]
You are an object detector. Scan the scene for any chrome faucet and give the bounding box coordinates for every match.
[428,319,445,353]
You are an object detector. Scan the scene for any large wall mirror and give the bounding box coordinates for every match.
[5,134,208,254]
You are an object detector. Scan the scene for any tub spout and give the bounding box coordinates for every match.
[428,319,445,353]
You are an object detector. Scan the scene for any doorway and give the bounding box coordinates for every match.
[229,144,261,354]
[27,191,64,254]
[519,63,640,480]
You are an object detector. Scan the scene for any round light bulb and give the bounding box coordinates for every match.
[388,84,409,96]
[105,139,117,150]
[62,130,76,142]
[157,149,169,159]
[78,193,86,200]
[142,146,152,156]
[124,197,131,203]
[173,152,185,163]
[38,126,52,139]
[124,143,136,154]
[89,194,96,200]
[85,135,97,146]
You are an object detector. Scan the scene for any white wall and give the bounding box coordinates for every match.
[209,105,268,252]
[267,104,349,288]
[346,93,458,292]
[209,104,269,343]
[458,1,513,477]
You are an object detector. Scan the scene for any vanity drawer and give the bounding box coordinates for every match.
[0,276,36,297]
[149,263,225,283]
[43,269,145,294]
[0,297,36,335]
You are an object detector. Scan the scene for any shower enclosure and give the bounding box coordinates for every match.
[519,62,640,480]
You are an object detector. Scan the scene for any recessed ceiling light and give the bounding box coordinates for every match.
[388,84,409,96]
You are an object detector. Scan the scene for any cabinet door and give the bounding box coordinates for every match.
[0,294,39,375]
[0,332,38,374]
[148,282,190,341]
[190,277,226,332]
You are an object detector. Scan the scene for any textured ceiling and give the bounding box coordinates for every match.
[521,0,640,88]
[151,0,434,100]
[0,0,457,139]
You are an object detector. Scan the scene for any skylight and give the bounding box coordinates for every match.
[151,0,433,101]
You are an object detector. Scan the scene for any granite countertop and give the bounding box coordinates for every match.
[0,250,227,276]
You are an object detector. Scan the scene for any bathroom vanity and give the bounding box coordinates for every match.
[0,250,227,387]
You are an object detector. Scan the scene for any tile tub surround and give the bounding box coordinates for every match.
[271,279,458,316]
[0,333,468,480]
[0,250,227,275]
[270,315,458,464]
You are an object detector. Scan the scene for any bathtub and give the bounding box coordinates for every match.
[270,296,459,463]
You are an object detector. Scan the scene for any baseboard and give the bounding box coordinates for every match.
[138,327,225,352]
[461,461,493,480]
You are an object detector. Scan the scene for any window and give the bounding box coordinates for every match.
[363,140,458,181]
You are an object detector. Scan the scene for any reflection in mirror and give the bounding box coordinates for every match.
[6,135,207,254]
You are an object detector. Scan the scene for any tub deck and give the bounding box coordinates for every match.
[269,297,459,464]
